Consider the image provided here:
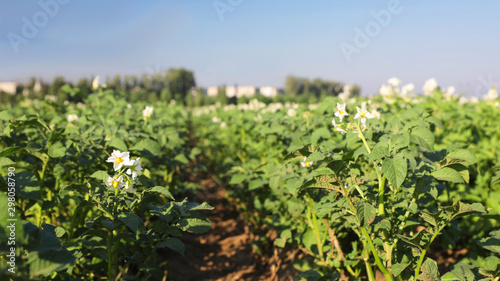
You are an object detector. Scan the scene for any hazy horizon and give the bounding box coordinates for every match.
[1,0,499,97]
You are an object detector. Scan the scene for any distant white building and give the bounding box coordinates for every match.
[0,82,18,95]
[206,85,281,98]
[207,87,219,97]
[259,86,279,98]
[235,86,256,98]
[226,86,237,98]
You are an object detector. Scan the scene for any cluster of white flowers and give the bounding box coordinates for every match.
[378,77,415,103]
[423,78,438,96]
[44,95,58,102]
[332,103,379,137]
[484,86,498,102]
[143,106,154,118]
[104,150,142,192]
[443,86,456,100]
[67,114,79,122]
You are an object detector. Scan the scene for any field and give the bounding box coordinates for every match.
[1,83,499,281]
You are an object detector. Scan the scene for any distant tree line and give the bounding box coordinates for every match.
[1,69,361,106]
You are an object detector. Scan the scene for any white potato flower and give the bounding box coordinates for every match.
[401,83,415,95]
[379,84,393,97]
[92,76,100,90]
[126,157,142,180]
[143,106,154,118]
[370,109,381,119]
[354,104,373,126]
[300,157,313,168]
[387,77,401,87]
[105,175,125,189]
[423,78,438,96]
[485,87,498,101]
[107,150,132,171]
[332,119,346,134]
[67,114,78,122]
[334,103,349,122]
[124,182,136,192]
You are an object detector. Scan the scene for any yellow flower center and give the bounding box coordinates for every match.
[147,113,151,117]
[112,181,119,188]
[339,110,344,114]
[116,157,123,164]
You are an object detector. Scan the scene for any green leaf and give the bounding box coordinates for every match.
[411,127,435,150]
[369,142,389,162]
[306,151,325,162]
[311,127,331,145]
[269,175,280,190]
[248,179,265,190]
[420,212,438,227]
[0,110,14,121]
[229,174,247,185]
[0,157,14,167]
[300,175,340,193]
[382,156,407,189]
[174,153,189,164]
[297,270,322,281]
[17,171,41,201]
[391,262,410,277]
[60,182,88,194]
[108,138,128,151]
[28,250,75,276]
[117,213,144,233]
[89,170,109,182]
[356,203,376,227]
[142,186,175,200]
[418,258,439,281]
[185,202,214,211]
[326,160,346,174]
[0,146,23,157]
[440,272,459,280]
[447,149,478,165]
[431,167,464,183]
[48,142,66,158]
[451,264,476,281]
[26,142,43,152]
[157,237,185,255]
[179,216,212,234]
[275,229,292,248]
[129,139,162,155]
[479,231,500,254]
[23,221,75,276]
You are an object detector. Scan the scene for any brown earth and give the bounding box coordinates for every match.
[163,174,305,281]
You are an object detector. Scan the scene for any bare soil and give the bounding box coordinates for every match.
[163,175,304,281]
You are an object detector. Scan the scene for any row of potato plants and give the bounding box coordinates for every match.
[192,91,500,280]
[0,88,212,280]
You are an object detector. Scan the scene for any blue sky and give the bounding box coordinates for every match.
[1,0,499,96]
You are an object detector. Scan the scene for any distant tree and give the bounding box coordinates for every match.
[284,75,303,96]
[165,68,196,100]
[160,88,172,103]
[350,85,361,97]
[108,74,122,90]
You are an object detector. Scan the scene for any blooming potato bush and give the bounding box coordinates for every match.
[0,89,212,280]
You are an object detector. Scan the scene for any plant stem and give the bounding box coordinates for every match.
[307,198,324,261]
[361,227,393,281]
[414,223,447,280]
[107,230,114,280]
[362,241,375,281]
